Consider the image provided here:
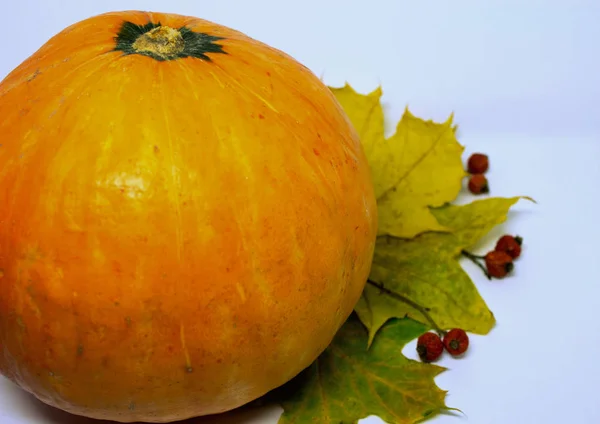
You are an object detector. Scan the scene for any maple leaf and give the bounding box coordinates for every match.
[329,84,466,239]
[271,82,533,424]
[354,197,524,346]
[277,314,450,424]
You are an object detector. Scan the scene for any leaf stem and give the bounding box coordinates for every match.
[366,279,446,337]
[460,250,491,280]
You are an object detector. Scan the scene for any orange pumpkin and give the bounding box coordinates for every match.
[0,10,377,422]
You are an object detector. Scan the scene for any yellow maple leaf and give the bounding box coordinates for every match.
[355,197,527,346]
[329,84,466,238]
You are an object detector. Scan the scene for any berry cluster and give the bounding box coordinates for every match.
[414,155,527,363]
[415,234,524,362]
[466,153,489,195]
[462,234,523,279]
[417,328,469,363]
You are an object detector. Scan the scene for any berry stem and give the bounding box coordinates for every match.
[460,250,491,280]
[366,279,447,337]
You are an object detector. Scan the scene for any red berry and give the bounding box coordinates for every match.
[468,174,489,194]
[443,328,469,356]
[467,153,489,174]
[416,332,444,362]
[495,235,523,259]
[484,250,514,278]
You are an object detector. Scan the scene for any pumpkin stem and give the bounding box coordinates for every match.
[114,21,227,62]
[132,26,185,59]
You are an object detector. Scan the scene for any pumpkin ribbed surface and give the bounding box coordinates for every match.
[0,10,377,422]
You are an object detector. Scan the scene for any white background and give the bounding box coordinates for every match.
[1,1,599,423]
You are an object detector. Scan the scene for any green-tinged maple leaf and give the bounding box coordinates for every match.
[329,84,466,238]
[278,314,449,424]
[355,197,525,346]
